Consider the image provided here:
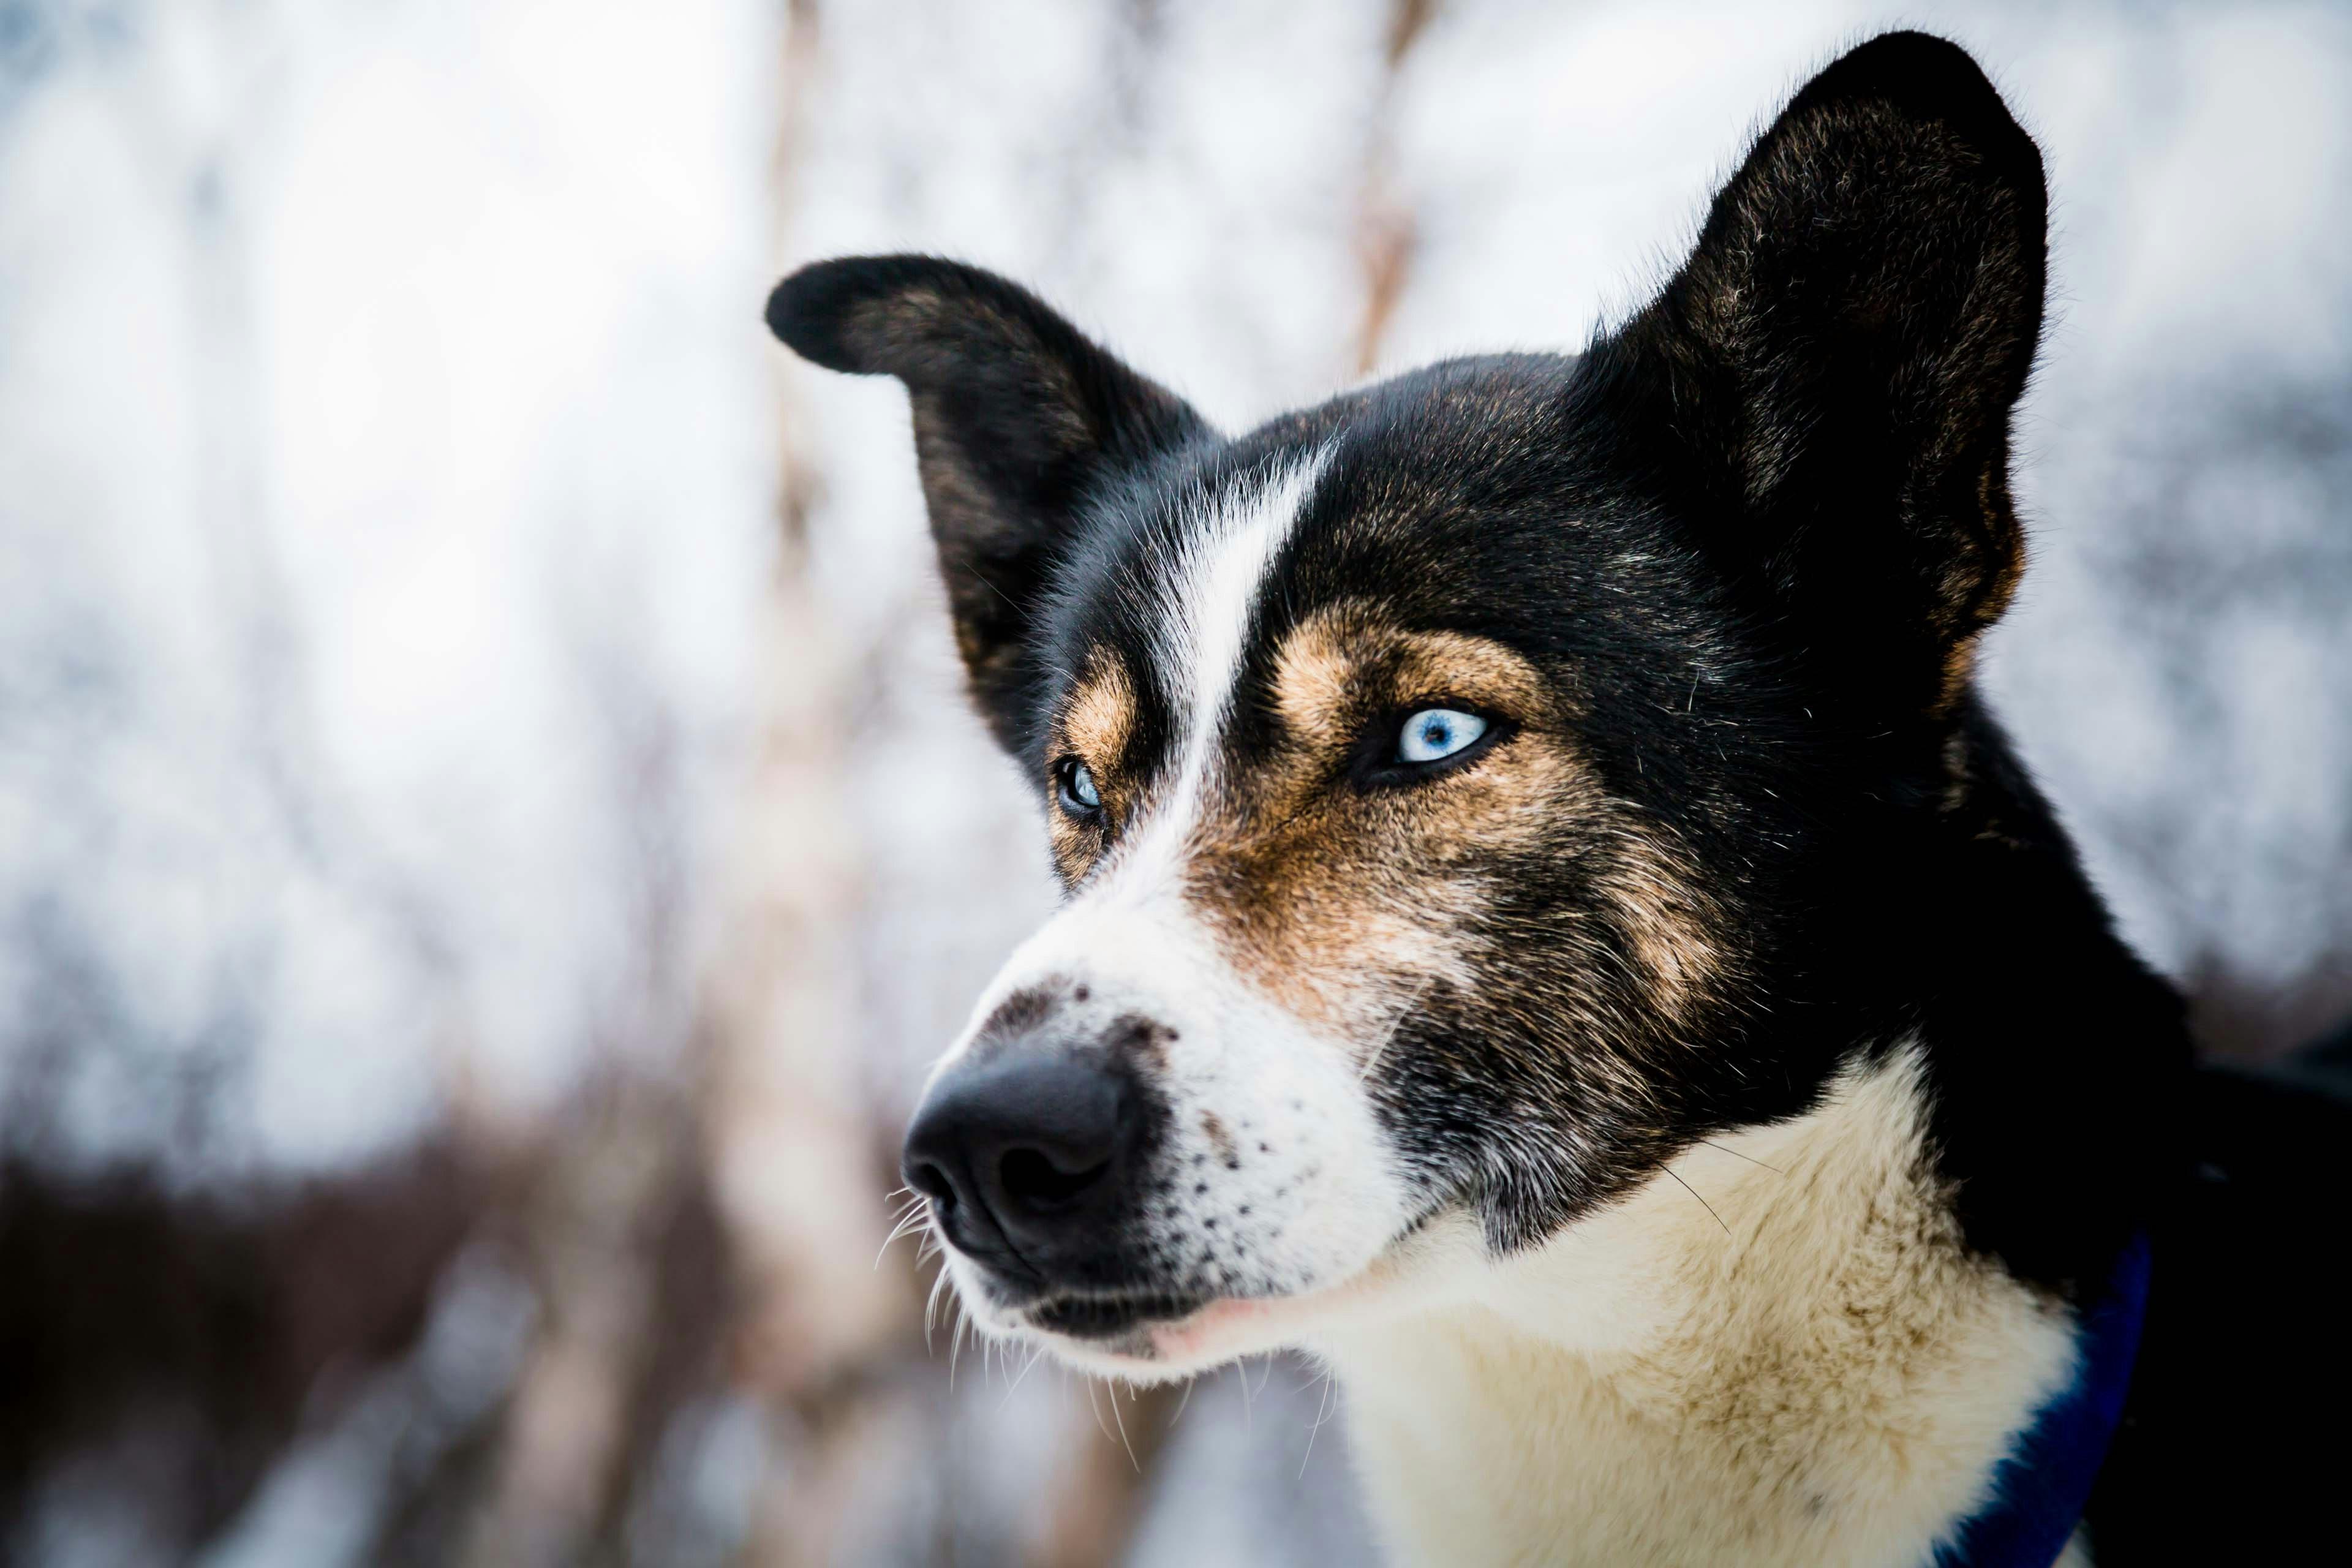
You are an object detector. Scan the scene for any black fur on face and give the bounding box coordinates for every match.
[769,32,2183,1303]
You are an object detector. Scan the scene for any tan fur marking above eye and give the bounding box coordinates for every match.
[1046,648,1136,881]
[1182,606,1582,1037]
[1061,649,1136,769]
[1195,602,1724,1042]
[1271,603,1560,744]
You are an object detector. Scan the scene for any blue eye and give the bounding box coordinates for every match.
[1397,709,1488,764]
[1059,760,1102,815]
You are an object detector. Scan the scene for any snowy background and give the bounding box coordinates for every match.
[1,1,2346,1564]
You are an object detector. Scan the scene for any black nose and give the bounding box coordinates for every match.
[902,1055,1133,1266]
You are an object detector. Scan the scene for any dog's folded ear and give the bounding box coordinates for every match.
[1597,31,2047,720]
[767,257,1208,752]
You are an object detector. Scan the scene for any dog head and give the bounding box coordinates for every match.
[767,32,2048,1375]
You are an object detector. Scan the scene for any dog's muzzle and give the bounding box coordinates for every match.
[901,1010,1192,1337]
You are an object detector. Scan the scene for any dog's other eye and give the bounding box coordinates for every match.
[1057,758,1102,817]
[1398,709,1488,764]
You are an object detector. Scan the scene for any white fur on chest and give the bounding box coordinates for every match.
[1313,1050,2079,1568]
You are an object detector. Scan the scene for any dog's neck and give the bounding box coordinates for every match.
[1311,1049,2087,1568]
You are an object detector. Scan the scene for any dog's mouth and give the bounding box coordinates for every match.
[1020,1289,1209,1341]
[994,1204,1461,1356]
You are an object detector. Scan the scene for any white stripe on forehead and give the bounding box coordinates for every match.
[1155,447,1333,769]
[1091,447,1331,902]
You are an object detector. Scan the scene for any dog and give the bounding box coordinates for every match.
[766,31,2350,1566]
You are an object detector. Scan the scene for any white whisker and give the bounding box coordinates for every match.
[1359,974,1436,1084]
[1000,1343,1047,1409]
[924,1266,952,1352]
[875,1202,932,1269]
[948,1299,973,1390]
[1085,1376,1114,1446]
[1301,1370,1340,1479]
[1109,1381,1139,1472]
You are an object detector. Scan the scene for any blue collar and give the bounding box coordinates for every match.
[1934,1234,2152,1568]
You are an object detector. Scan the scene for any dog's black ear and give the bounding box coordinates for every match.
[1597,32,2046,718]
[767,256,1208,751]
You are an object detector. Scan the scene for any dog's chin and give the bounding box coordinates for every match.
[954,1211,1482,1384]
[948,1276,1283,1383]
[1012,1293,1302,1381]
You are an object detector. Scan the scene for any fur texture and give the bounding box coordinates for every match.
[1320,1050,2077,1567]
[767,29,2350,1566]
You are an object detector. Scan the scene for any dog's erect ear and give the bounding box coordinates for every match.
[767,256,1208,751]
[1597,32,2046,718]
